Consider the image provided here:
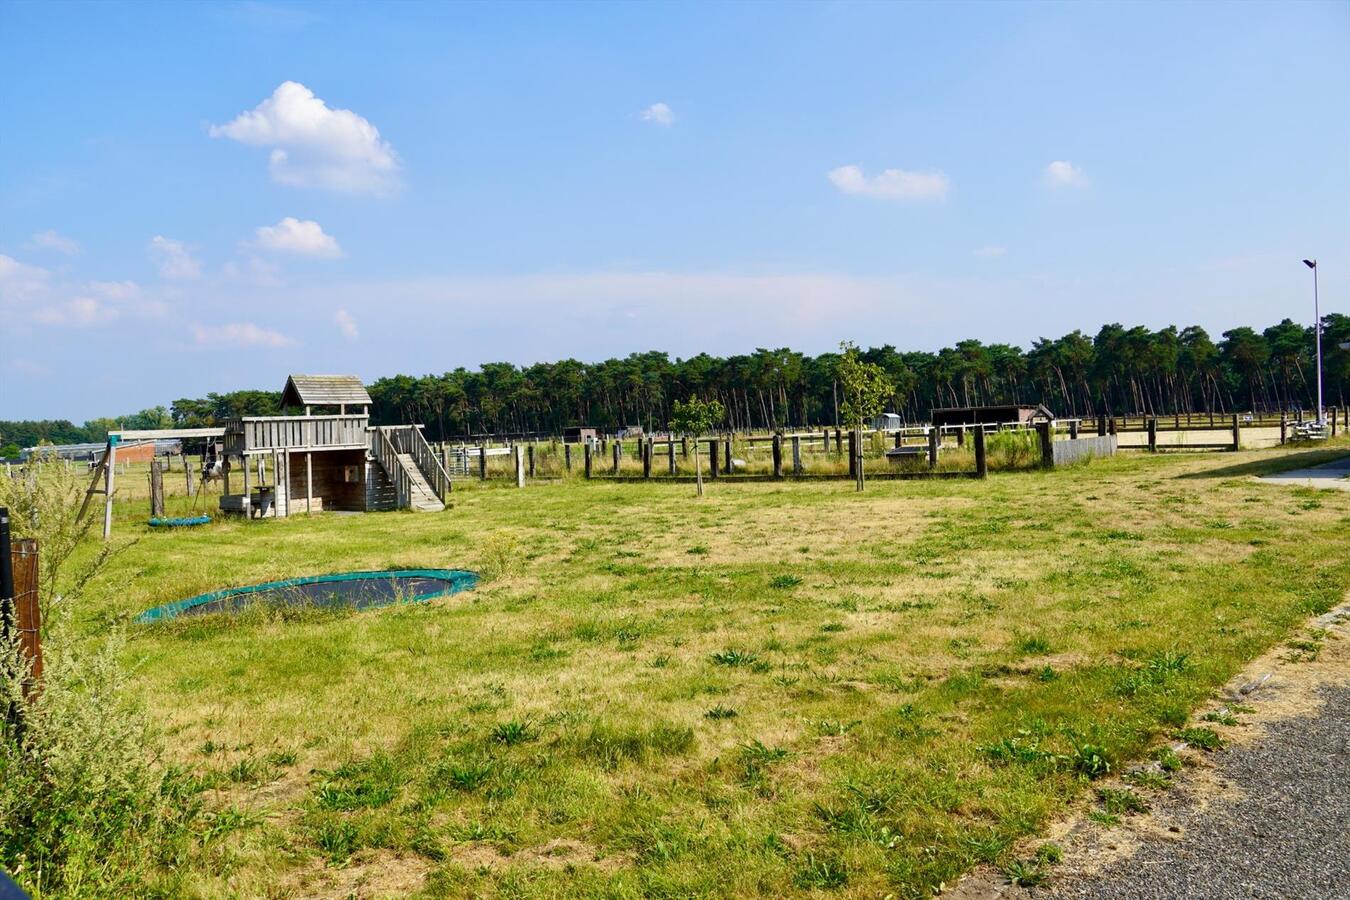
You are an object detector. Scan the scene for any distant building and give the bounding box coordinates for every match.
[562,426,599,444]
[931,404,1055,428]
[22,439,179,463]
[871,413,902,431]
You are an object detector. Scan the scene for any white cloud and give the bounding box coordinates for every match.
[222,255,283,286]
[974,246,1008,258]
[32,296,120,327]
[191,322,296,348]
[1043,160,1088,188]
[29,229,81,255]
[334,308,359,340]
[210,81,400,194]
[0,254,52,300]
[827,164,950,200]
[253,217,342,257]
[148,236,202,279]
[87,280,140,300]
[640,102,675,126]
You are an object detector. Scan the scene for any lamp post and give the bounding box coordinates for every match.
[1302,259,1323,427]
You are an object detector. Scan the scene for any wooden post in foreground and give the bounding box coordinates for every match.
[667,438,676,475]
[612,442,620,474]
[724,438,732,474]
[1231,414,1241,451]
[527,444,536,478]
[642,440,652,479]
[974,427,987,478]
[1097,414,1107,437]
[709,439,720,479]
[1280,414,1287,445]
[772,433,783,478]
[927,427,940,469]
[583,442,593,478]
[103,441,117,540]
[478,445,488,481]
[1037,421,1054,468]
[149,460,165,518]
[847,430,857,478]
[515,446,525,488]
[1147,417,1158,453]
[792,435,802,474]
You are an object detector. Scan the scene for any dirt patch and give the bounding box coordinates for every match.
[292,850,430,899]
[447,837,630,874]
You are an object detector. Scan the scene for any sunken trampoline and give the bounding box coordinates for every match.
[136,569,479,623]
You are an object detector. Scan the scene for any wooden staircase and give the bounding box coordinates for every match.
[370,425,450,513]
[394,452,445,512]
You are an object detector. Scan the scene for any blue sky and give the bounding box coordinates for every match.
[2,0,1347,421]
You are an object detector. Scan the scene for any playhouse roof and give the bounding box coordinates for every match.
[282,374,372,409]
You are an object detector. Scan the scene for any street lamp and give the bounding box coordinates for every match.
[1302,259,1323,427]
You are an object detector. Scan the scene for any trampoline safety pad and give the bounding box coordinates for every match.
[136,569,479,623]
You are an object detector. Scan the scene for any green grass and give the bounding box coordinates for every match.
[46,439,1350,897]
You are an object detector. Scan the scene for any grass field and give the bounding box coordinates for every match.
[52,440,1350,896]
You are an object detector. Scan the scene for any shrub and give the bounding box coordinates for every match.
[0,632,199,895]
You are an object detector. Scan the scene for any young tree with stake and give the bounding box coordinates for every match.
[836,341,893,491]
[669,396,725,497]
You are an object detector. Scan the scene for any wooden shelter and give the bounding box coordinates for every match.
[280,374,372,415]
[931,404,1055,428]
[79,375,449,539]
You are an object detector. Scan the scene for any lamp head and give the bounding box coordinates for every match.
[1303,259,1317,269]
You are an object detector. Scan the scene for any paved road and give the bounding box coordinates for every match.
[1260,455,1350,491]
[1041,683,1350,900]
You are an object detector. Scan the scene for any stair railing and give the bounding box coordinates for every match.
[404,426,452,499]
[370,426,411,509]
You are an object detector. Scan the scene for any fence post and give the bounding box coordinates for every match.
[1108,416,1117,436]
[822,428,829,452]
[974,427,987,479]
[1097,414,1107,437]
[1147,417,1158,453]
[834,429,843,455]
[847,430,857,478]
[681,436,689,458]
[515,446,525,488]
[527,444,536,478]
[1037,421,1054,467]
[956,427,965,448]
[1231,414,1240,451]
[612,442,620,474]
[1280,413,1287,445]
[565,444,572,471]
[927,427,940,468]
[478,445,488,480]
[149,460,165,517]
[1069,420,1080,439]
[709,439,720,479]
[792,435,802,474]
[667,438,676,475]
[642,439,652,479]
[772,433,783,478]
[584,442,593,478]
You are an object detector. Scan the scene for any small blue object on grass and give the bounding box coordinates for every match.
[148,515,211,528]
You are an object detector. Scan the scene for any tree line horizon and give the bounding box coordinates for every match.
[4,315,1348,452]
